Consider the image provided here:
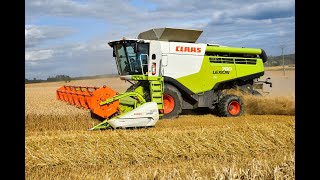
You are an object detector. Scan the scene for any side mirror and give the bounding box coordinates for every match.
[112,49,116,57]
[134,42,139,53]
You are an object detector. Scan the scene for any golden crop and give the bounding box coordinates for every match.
[25,77,295,180]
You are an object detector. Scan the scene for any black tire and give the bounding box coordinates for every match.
[126,81,151,101]
[217,94,244,117]
[126,84,136,92]
[126,81,141,92]
[163,84,183,119]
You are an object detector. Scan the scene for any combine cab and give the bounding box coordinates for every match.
[56,27,272,130]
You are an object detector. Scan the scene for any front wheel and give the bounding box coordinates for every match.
[217,95,244,117]
[163,84,182,119]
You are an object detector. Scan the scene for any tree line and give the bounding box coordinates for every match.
[25,75,71,84]
[264,53,295,67]
[25,74,118,84]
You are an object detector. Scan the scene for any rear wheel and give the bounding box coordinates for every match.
[163,84,182,119]
[217,94,244,117]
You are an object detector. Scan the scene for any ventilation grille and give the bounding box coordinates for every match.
[209,56,257,65]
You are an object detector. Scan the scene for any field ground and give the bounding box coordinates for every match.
[25,68,295,179]
[261,68,294,97]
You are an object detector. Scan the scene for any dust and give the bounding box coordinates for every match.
[244,69,295,115]
[258,70,295,97]
[234,69,295,115]
[242,95,295,115]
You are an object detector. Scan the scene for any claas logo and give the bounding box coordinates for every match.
[176,46,201,53]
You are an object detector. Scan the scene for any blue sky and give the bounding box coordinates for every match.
[25,0,295,79]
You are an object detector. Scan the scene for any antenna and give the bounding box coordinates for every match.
[279,44,286,76]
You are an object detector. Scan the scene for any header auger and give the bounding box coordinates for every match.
[56,85,119,118]
[56,27,272,130]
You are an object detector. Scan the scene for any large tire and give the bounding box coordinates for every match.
[163,84,183,119]
[126,81,141,92]
[126,81,151,101]
[217,94,244,117]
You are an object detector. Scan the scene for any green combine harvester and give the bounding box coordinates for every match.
[56,27,272,130]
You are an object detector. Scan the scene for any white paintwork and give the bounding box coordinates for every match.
[163,54,205,79]
[159,41,170,53]
[148,41,207,79]
[108,102,159,128]
[148,41,163,77]
[158,42,206,79]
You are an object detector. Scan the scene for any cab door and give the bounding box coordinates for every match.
[148,40,162,77]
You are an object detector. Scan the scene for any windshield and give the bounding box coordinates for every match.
[114,42,149,75]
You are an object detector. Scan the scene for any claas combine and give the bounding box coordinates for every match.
[56,28,272,130]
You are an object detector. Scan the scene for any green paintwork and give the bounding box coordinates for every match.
[149,77,164,115]
[88,121,111,130]
[100,91,146,107]
[127,75,163,81]
[89,91,147,130]
[236,58,264,77]
[176,56,264,94]
[134,85,144,97]
[89,76,164,130]
[206,46,262,54]
[119,96,136,106]
[126,75,164,113]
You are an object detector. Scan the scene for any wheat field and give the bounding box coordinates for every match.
[25,70,295,179]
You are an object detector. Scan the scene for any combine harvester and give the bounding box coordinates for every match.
[56,28,272,130]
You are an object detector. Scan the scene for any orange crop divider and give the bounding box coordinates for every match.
[57,85,99,109]
[76,87,88,109]
[56,85,119,118]
[56,86,65,100]
[56,85,120,119]
[71,86,81,108]
[66,86,75,105]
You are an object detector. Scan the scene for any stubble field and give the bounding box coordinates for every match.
[25,69,295,179]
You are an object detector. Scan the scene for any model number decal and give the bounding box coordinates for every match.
[222,67,232,71]
[213,67,232,74]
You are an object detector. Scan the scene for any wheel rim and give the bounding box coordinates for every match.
[228,101,241,115]
[163,94,175,114]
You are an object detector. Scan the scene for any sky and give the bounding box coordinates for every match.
[25,0,295,80]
